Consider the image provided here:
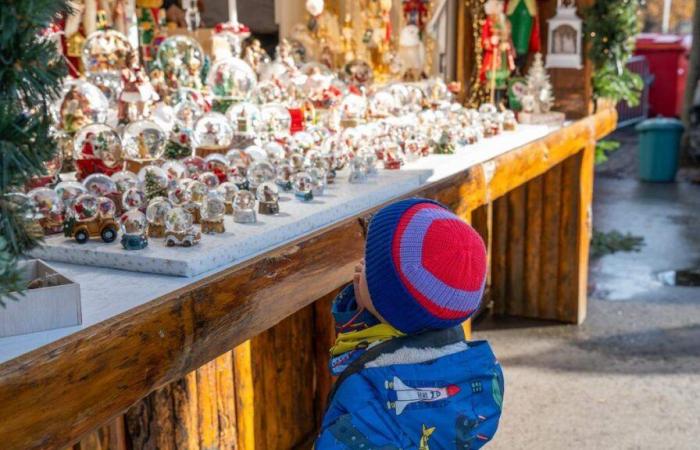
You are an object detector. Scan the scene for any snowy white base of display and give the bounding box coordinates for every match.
[518,111,566,126]
[30,169,430,277]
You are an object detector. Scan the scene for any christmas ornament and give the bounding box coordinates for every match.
[64,193,119,244]
[146,196,172,237]
[122,120,167,166]
[164,207,201,247]
[28,188,64,235]
[232,190,257,224]
[201,191,227,233]
[546,0,582,69]
[256,182,280,215]
[293,172,314,202]
[120,209,149,250]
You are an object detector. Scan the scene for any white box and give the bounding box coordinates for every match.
[0,260,81,337]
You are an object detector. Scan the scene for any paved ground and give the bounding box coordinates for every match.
[474,133,700,449]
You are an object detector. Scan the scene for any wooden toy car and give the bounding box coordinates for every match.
[63,216,119,244]
[165,230,201,247]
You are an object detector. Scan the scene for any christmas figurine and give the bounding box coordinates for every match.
[146,196,172,238]
[120,209,149,250]
[506,0,541,70]
[480,0,515,105]
[118,50,158,123]
[256,182,280,215]
[232,190,257,224]
[164,207,201,247]
[518,53,565,124]
[201,191,226,233]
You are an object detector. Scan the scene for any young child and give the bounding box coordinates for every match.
[316,198,504,449]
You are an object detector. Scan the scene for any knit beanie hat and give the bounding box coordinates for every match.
[364,198,487,334]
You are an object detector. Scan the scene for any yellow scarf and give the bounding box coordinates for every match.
[330,323,405,357]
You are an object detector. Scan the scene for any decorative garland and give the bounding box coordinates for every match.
[466,0,490,107]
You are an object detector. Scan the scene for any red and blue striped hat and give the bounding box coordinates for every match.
[365,198,487,333]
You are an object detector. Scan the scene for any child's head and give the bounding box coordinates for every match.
[354,198,487,334]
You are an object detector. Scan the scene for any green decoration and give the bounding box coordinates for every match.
[0,0,71,303]
[144,170,167,201]
[584,0,644,106]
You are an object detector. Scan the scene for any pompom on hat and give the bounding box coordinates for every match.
[364,198,487,333]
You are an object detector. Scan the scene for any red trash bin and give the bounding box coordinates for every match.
[635,33,690,118]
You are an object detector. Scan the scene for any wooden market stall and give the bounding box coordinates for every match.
[0,0,617,449]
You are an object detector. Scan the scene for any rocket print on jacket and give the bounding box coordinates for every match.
[385,376,461,415]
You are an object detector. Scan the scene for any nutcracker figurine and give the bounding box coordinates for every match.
[506,0,541,70]
[480,0,515,105]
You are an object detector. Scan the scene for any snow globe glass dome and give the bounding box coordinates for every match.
[263,141,286,165]
[225,148,249,167]
[83,173,118,197]
[217,181,240,212]
[168,180,193,206]
[275,163,294,191]
[207,57,257,102]
[421,77,452,108]
[56,79,109,133]
[73,123,123,168]
[193,112,233,151]
[369,90,399,118]
[122,120,167,161]
[28,187,63,223]
[201,191,226,222]
[122,187,147,210]
[244,145,267,163]
[256,182,279,215]
[186,179,209,203]
[161,160,187,182]
[226,102,261,135]
[251,80,284,104]
[198,171,220,190]
[97,196,117,217]
[183,156,207,178]
[81,30,132,76]
[157,35,205,90]
[204,153,229,178]
[292,172,314,201]
[259,103,292,139]
[403,85,425,113]
[338,94,368,127]
[72,193,100,221]
[137,165,169,191]
[232,190,257,224]
[55,181,87,210]
[111,170,139,194]
[120,209,147,236]
[173,100,203,130]
[146,196,172,236]
[165,207,194,234]
[343,59,373,88]
[248,161,276,190]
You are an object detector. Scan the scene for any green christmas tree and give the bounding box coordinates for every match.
[144,170,168,201]
[0,0,71,303]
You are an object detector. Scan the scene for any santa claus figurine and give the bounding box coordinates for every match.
[480,0,515,103]
[506,0,541,70]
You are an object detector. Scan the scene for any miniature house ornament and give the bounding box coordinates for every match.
[545,0,583,70]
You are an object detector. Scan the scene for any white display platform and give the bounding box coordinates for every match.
[30,168,430,277]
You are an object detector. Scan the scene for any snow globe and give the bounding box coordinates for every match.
[83,173,119,208]
[157,35,205,92]
[120,209,148,250]
[259,103,292,140]
[256,182,280,215]
[28,187,64,235]
[183,155,207,178]
[56,79,109,134]
[55,181,87,211]
[185,179,208,223]
[307,167,326,196]
[198,171,221,190]
[204,153,230,183]
[161,160,187,184]
[164,207,201,247]
[216,181,240,214]
[275,163,294,191]
[369,90,399,118]
[244,145,267,163]
[122,120,167,168]
[73,124,123,180]
[348,157,368,183]
[201,190,226,233]
[232,190,257,224]
[293,172,314,201]
[82,29,132,77]
[168,179,193,207]
[263,141,286,166]
[226,102,261,139]
[206,57,257,111]
[111,170,139,196]
[122,187,147,211]
[338,94,368,128]
[137,165,170,199]
[227,164,249,190]
[225,148,249,168]
[193,112,234,153]
[146,196,172,238]
[248,161,276,191]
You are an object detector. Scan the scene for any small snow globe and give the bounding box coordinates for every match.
[225,148,249,167]
[83,173,118,197]
[256,182,279,215]
[74,124,123,177]
[275,163,294,191]
[161,160,187,183]
[404,85,425,113]
[502,110,517,131]
[157,35,205,91]
[263,141,286,166]
[183,155,207,178]
[348,157,368,183]
[293,172,314,201]
[137,165,169,195]
[216,181,240,214]
[289,152,306,172]
[358,148,379,175]
[244,145,268,163]
[168,179,193,207]
[193,112,234,151]
[339,94,368,127]
[422,78,452,108]
[186,179,209,204]
[232,190,257,224]
[122,120,167,163]
[164,207,201,247]
[206,57,257,103]
[173,99,203,130]
[226,102,261,135]
[251,80,284,104]
[369,90,399,118]
[111,170,139,194]
[201,191,226,233]
[122,187,147,211]
[198,171,220,190]
[204,153,229,182]
[248,161,276,190]
[97,196,117,217]
[55,181,87,211]
[81,30,132,76]
[28,188,64,234]
[72,193,100,221]
[259,103,292,139]
[56,79,109,133]
[146,196,172,237]
[343,59,373,88]
[307,167,326,196]
[120,209,148,250]
[227,164,249,190]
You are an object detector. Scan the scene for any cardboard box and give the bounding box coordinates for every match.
[0,260,81,338]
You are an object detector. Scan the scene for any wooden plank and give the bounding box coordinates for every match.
[524,176,544,317]
[505,185,526,316]
[233,341,255,450]
[557,153,583,323]
[312,292,338,427]
[214,353,237,449]
[539,165,563,320]
[491,196,508,315]
[0,109,616,450]
[172,372,199,450]
[196,361,219,450]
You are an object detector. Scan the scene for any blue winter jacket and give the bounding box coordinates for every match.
[316,326,505,449]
